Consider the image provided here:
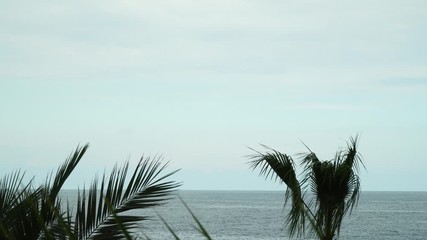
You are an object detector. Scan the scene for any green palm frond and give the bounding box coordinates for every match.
[249,136,365,240]
[343,135,365,173]
[249,146,308,237]
[40,202,76,240]
[49,144,89,201]
[0,170,28,214]
[1,145,180,240]
[0,144,89,240]
[156,212,181,240]
[179,196,213,240]
[73,156,180,240]
[40,144,89,239]
[0,170,38,239]
[305,137,363,239]
[156,196,212,240]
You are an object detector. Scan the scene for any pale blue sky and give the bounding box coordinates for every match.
[1,0,426,191]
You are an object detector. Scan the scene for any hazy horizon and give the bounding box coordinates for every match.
[1,0,426,191]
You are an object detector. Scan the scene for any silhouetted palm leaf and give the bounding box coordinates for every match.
[157,212,180,240]
[156,196,213,240]
[249,146,308,237]
[250,136,364,240]
[179,196,212,240]
[1,144,180,240]
[41,144,89,239]
[0,144,89,240]
[0,170,39,239]
[72,156,180,240]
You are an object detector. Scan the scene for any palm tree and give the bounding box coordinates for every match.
[249,136,364,240]
[0,144,180,240]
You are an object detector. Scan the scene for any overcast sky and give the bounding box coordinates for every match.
[1,0,426,191]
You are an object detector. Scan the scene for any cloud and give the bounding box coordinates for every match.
[2,0,426,82]
[1,0,427,190]
[380,77,427,86]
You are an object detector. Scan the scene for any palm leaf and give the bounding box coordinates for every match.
[249,146,308,237]
[49,144,89,201]
[305,137,363,239]
[0,170,39,239]
[155,196,212,240]
[179,196,212,240]
[0,170,28,215]
[249,136,365,240]
[156,212,181,240]
[41,144,89,239]
[0,143,88,240]
[73,155,180,239]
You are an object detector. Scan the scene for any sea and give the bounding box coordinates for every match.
[60,190,427,239]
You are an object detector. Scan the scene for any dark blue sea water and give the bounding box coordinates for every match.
[60,191,427,239]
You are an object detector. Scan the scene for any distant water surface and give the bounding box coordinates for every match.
[60,191,427,239]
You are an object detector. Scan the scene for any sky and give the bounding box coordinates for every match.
[1,0,426,191]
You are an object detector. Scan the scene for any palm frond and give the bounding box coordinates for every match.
[0,169,55,240]
[40,202,76,240]
[32,144,89,240]
[249,146,308,237]
[156,212,181,240]
[0,185,45,240]
[49,144,89,200]
[306,136,363,239]
[343,135,365,172]
[0,170,30,220]
[249,136,365,240]
[0,170,23,239]
[73,155,180,240]
[179,196,212,240]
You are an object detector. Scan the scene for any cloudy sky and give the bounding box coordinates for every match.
[1,0,426,191]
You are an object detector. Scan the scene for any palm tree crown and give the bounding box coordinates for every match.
[249,136,364,240]
[0,144,180,240]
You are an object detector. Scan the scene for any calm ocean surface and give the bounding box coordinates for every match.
[60,190,427,239]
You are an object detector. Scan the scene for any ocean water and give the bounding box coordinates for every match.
[60,191,427,239]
